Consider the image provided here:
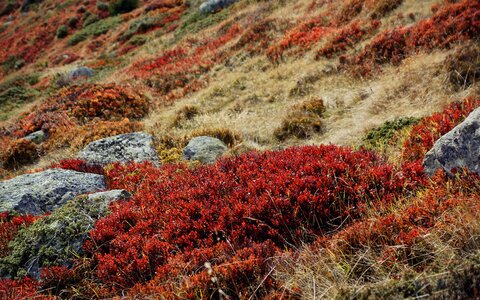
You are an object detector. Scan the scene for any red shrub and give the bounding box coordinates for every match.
[81,145,425,297]
[0,212,37,258]
[350,0,480,75]
[316,19,380,59]
[12,83,149,137]
[402,97,480,162]
[267,15,334,63]
[49,159,105,175]
[131,24,242,99]
[0,277,45,300]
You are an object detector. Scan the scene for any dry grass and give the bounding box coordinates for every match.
[273,194,480,299]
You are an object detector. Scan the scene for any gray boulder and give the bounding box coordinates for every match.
[0,169,106,215]
[0,190,129,279]
[423,107,480,176]
[199,0,238,14]
[78,132,160,166]
[69,66,94,79]
[24,130,46,144]
[183,136,227,164]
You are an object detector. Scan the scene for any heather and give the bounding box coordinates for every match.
[0,0,479,298]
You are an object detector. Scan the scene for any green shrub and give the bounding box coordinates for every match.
[67,16,78,28]
[68,16,122,46]
[109,0,139,15]
[96,1,109,12]
[56,25,68,38]
[0,74,40,121]
[128,34,148,46]
[1,55,25,73]
[119,15,159,41]
[362,117,418,150]
[82,12,99,27]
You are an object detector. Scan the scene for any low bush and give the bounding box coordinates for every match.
[172,105,199,127]
[0,75,40,121]
[362,117,418,150]
[274,98,325,140]
[56,25,68,39]
[68,16,122,46]
[44,119,144,152]
[0,212,37,258]
[78,145,425,297]
[0,138,39,170]
[350,0,480,75]
[12,83,149,137]
[187,127,242,148]
[109,0,139,15]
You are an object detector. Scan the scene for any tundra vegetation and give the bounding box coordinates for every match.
[0,0,479,298]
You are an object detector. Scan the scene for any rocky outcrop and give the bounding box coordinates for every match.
[423,107,480,176]
[183,136,227,164]
[0,190,129,278]
[0,169,106,215]
[200,0,238,14]
[78,132,160,166]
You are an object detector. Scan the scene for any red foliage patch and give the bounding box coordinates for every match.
[79,145,425,297]
[266,15,334,63]
[131,24,242,101]
[49,159,105,175]
[0,277,45,300]
[316,19,380,59]
[350,0,480,75]
[11,83,149,137]
[402,97,480,162]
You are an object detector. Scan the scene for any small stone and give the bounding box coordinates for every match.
[24,130,46,144]
[183,136,228,164]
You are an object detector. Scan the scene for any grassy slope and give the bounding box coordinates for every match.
[0,0,479,298]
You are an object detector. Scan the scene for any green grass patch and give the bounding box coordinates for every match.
[68,15,122,46]
[362,117,418,150]
[173,8,230,42]
[0,74,41,121]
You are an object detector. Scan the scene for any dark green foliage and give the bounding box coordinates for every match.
[67,17,78,28]
[96,1,109,12]
[0,0,16,17]
[109,0,139,15]
[119,15,160,42]
[0,74,40,121]
[68,16,122,46]
[56,25,68,39]
[2,56,25,73]
[82,13,99,28]
[362,117,418,150]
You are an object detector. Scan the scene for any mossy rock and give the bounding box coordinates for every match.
[0,190,129,278]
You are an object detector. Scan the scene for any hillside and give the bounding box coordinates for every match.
[0,0,479,298]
